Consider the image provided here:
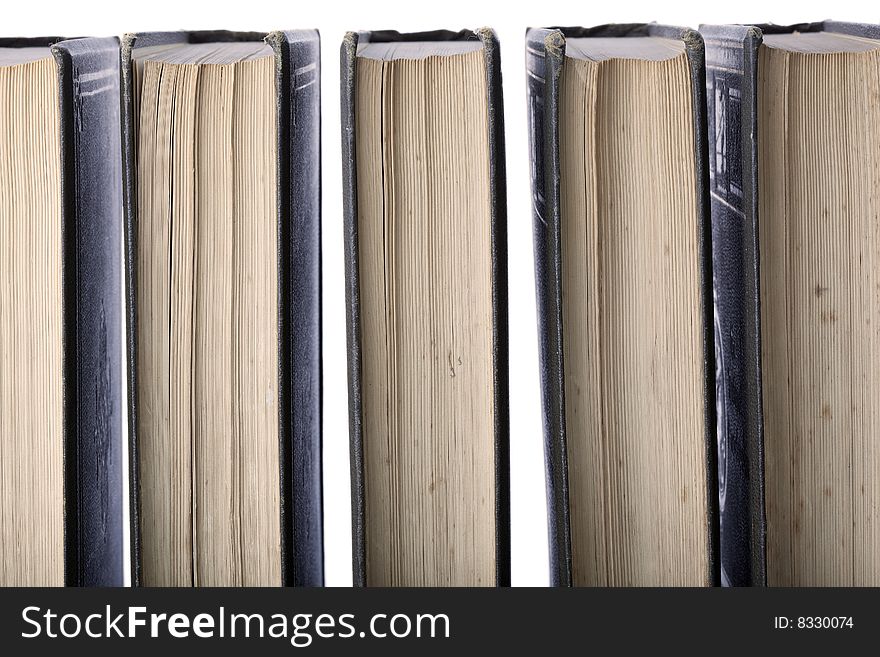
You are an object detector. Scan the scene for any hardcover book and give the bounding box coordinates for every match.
[526,24,719,586]
[0,36,124,586]
[341,28,510,586]
[121,29,322,587]
[702,20,880,586]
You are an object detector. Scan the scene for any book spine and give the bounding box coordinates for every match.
[526,28,572,588]
[53,37,125,587]
[269,29,324,588]
[120,32,139,588]
[677,28,722,588]
[476,27,511,588]
[340,30,367,587]
[701,24,767,586]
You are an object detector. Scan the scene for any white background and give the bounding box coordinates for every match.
[5,0,871,586]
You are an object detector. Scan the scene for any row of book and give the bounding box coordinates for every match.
[0,21,877,587]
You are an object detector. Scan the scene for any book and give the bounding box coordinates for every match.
[121,29,322,587]
[0,36,124,586]
[341,28,510,586]
[526,24,719,586]
[703,20,880,587]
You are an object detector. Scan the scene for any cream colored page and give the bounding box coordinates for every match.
[0,57,63,586]
[136,55,279,586]
[356,51,496,586]
[760,46,880,586]
[561,53,708,586]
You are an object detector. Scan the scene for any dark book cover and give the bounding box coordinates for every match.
[0,35,125,587]
[120,29,323,587]
[700,19,880,587]
[525,24,719,587]
[340,27,510,587]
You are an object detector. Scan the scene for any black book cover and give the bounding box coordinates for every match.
[701,19,880,587]
[0,35,125,587]
[340,27,510,586]
[120,29,323,587]
[525,24,719,587]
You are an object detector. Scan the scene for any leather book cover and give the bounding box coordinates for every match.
[57,36,125,588]
[120,29,323,587]
[526,24,719,587]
